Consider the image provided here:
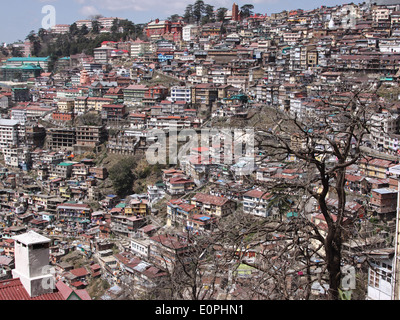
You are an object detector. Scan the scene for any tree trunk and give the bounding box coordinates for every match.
[325,228,342,300]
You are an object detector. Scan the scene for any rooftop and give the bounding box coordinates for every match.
[12,231,50,246]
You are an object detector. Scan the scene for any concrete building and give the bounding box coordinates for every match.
[11,231,54,297]
[366,248,395,300]
[0,119,20,149]
[46,128,76,151]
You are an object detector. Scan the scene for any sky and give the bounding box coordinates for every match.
[0,0,357,44]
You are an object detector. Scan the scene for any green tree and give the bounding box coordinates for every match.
[240,4,254,19]
[109,158,136,197]
[92,20,100,34]
[193,0,205,24]
[79,25,89,36]
[11,46,23,57]
[111,19,119,34]
[69,23,79,36]
[202,4,215,24]
[184,4,194,23]
[216,7,228,22]
[168,14,181,22]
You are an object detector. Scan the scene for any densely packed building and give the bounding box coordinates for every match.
[2,1,400,300]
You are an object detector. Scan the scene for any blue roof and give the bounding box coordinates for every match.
[199,216,210,221]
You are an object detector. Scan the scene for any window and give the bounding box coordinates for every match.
[369,269,380,288]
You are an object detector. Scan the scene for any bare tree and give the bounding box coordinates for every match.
[241,86,377,299]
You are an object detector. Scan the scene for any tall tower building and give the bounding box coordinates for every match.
[11,231,54,298]
[232,3,239,21]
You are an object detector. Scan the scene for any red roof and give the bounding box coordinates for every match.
[243,189,272,200]
[0,278,65,300]
[191,193,230,206]
[56,280,91,300]
[75,289,91,300]
[71,281,86,288]
[70,267,89,277]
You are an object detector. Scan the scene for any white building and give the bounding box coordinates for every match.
[12,231,54,298]
[50,24,70,34]
[11,106,27,125]
[242,189,273,218]
[76,20,93,29]
[93,45,115,64]
[370,112,400,152]
[98,17,126,30]
[182,24,198,42]
[170,86,192,103]
[0,119,20,149]
[366,248,395,300]
[3,147,30,168]
[130,39,153,58]
[131,238,151,259]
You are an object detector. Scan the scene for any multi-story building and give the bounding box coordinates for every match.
[57,99,75,113]
[46,128,76,151]
[130,39,153,58]
[75,126,106,149]
[5,56,50,72]
[123,84,149,105]
[370,111,400,152]
[124,199,149,216]
[165,176,195,195]
[50,162,74,179]
[76,20,93,29]
[145,19,183,40]
[149,234,190,271]
[370,188,398,218]
[101,104,127,121]
[170,86,192,103]
[74,97,88,115]
[98,17,126,30]
[93,45,115,64]
[359,157,395,179]
[88,167,108,180]
[0,119,19,149]
[11,106,27,125]
[50,24,70,34]
[111,215,146,238]
[56,203,92,223]
[26,105,54,122]
[182,24,199,41]
[366,248,395,300]
[242,189,273,218]
[86,97,114,112]
[191,83,219,108]
[3,147,31,170]
[190,193,236,218]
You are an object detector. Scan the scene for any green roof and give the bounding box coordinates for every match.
[287,212,299,218]
[58,162,74,167]
[7,56,50,62]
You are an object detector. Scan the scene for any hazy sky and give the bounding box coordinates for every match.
[0,0,355,44]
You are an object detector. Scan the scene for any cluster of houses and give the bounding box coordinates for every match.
[2,1,400,300]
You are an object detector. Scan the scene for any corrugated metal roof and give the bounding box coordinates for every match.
[0,278,65,300]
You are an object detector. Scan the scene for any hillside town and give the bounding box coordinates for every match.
[2,0,400,301]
